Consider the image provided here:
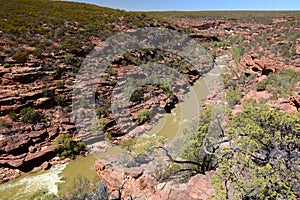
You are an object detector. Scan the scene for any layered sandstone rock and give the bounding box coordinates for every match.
[94,154,215,200]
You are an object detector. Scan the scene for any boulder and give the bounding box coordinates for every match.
[41,161,51,170]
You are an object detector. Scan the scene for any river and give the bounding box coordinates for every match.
[0,59,226,199]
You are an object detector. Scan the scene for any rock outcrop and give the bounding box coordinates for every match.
[240,55,276,76]
[0,168,20,184]
[94,153,215,200]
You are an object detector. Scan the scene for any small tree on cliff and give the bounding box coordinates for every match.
[213,105,300,199]
[175,103,299,199]
[182,105,222,174]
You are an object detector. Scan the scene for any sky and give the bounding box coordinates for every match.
[66,0,300,11]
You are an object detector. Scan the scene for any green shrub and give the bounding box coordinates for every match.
[231,46,244,64]
[3,63,11,68]
[104,132,112,141]
[55,95,64,106]
[120,137,136,152]
[183,106,213,162]
[65,53,75,64]
[96,107,105,117]
[28,188,57,200]
[20,107,40,123]
[53,134,85,160]
[136,109,151,124]
[106,67,117,76]
[256,80,267,91]
[221,73,238,89]
[227,35,244,45]
[226,88,242,107]
[42,87,54,98]
[214,106,300,199]
[59,176,108,200]
[0,119,11,128]
[98,118,110,129]
[9,111,17,121]
[32,47,44,59]
[256,68,300,98]
[161,85,173,97]
[12,50,29,63]
[55,81,64,89]
[130,90,143,102]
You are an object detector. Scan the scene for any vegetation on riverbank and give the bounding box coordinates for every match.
[53,135,85,160]
[28,176,109,200]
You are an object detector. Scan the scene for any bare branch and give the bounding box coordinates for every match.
[158,146,202,167]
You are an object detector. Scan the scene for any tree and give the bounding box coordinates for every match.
[155,106,225,181]
[180,103,299,199]
[213,105,300,199]
[182,105,220,174]
[226,87,242,107]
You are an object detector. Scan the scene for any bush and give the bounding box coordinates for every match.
[161,85,173,97]
[3,63,11,68]
[28,188,57,200]
[55,95,64,106]
[60,176,108,200]
[9,111,17,121]
[214,106,300,199]
[104,132,112,141]
[99,118,110,128]
[55,81,64,89]
[96,107,105,118]
[182,106,218,174]
[20,107,40,123]
[226,88,242,107]
[256,68,300,98]
[42,87,54,98]
[0,119,11,128]
[221,73,237,89]
[130,90,143,102]
[231,46,244,64]
[65,53,75,64]
[53,134,85,160]
[136,109,151,124]
[120,137,136,152]
[256,80,267,91]
[106,67,117,76]
[12,50,29,63]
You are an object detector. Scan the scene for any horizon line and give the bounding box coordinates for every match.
[143,9,300,12]
[59,1,300,12]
